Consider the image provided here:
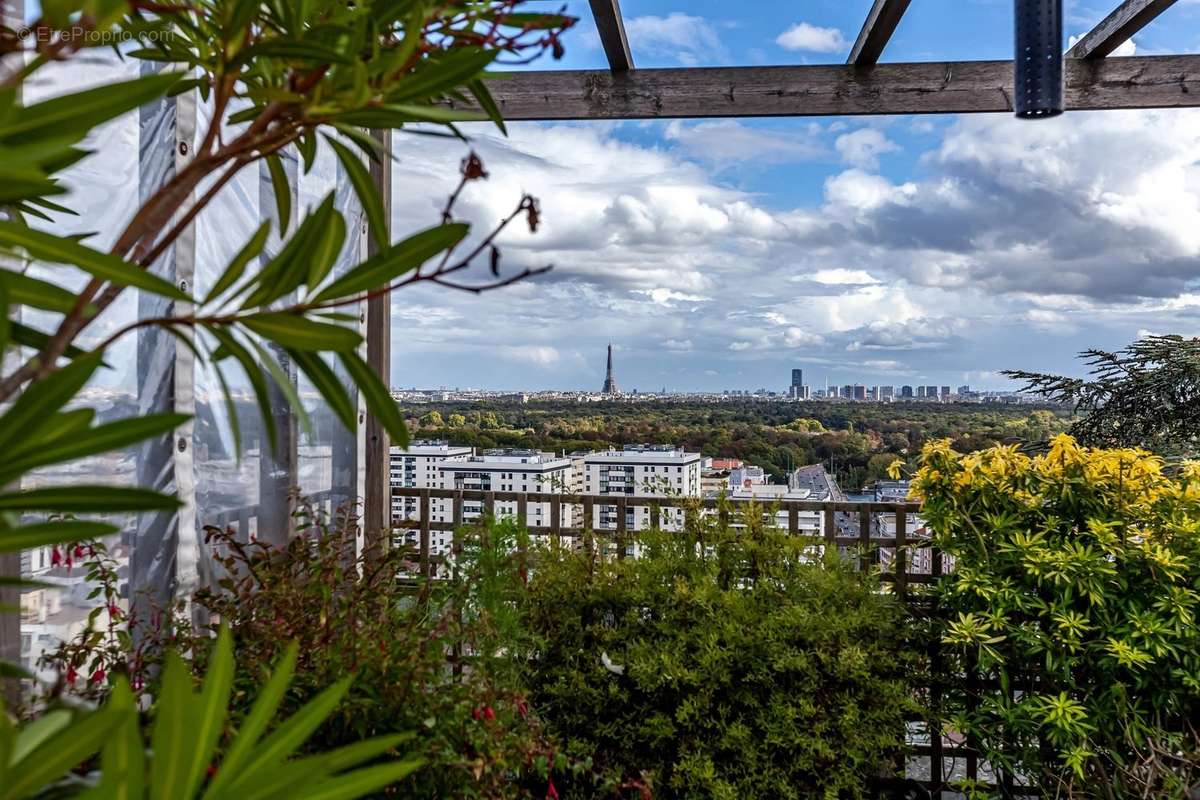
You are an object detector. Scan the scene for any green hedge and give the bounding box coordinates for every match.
[522,512,919,799]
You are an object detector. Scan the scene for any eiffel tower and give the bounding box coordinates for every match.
[601,343,620,395]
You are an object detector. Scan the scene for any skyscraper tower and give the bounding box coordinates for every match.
[602,344,620,395]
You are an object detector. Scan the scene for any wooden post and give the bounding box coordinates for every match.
[615,495,628,559]
[894,508,907,603]
[858,507,872,572]
[363,128,392,560]
[823,506,837,559]
[418,488,430,577]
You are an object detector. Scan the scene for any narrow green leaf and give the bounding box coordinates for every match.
[319,732,416,773]
[303,759,425,800]
[388,48,498,103]
[339,351,408,448]
[2,268,78,313]
[313,223,468,303]
[333,104,483,127]
[1,413,189,480]
[0,222,190,302]
[0,521,119,553]
[211,361,243,459]
[9,321,91,359]
[324,135,387,250]
[0,71,180,143]
[245,338,312,439]
[150,651,195,800]
[11,710,71,765]
[180,626,233,800]
[0,486,182,513]
[203,222,269,306]
[329,124,383,163]
[240,40,351,65]
[96,678,145,800]
[468,79,507,136]
[225,677,353,791]
[306,209,346,288]
[207,327,278,454]
[241,313,361,352]
[0,350,103,453]
[0,272,9,355]
[265,154,291,235]
[289,349,355,432]
[5,708,127,799]
[202,645,298,800]
[241,194,336,308]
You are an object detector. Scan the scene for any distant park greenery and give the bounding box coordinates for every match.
[1006,334,1200,457]
[406,400,1071,489]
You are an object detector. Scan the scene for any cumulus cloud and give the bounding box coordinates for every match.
[624,13,728,66]
[775,22,847,53]
[381,106,1200,391]
[664,120,826,166]
[835,128,901,169]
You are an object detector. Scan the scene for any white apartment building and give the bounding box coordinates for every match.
[723,483,824,539]
[390,440,473,526]
[433,449,573,555]
[583,444,702,531]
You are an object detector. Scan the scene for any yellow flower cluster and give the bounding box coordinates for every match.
[908,434,1197,521]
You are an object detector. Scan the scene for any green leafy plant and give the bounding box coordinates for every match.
[47,509,573,799]
[521,509,919,800]
[1005,334,1200,456]
[913,435,1200,798]
[0,625,422,799]
[0,0,574,611]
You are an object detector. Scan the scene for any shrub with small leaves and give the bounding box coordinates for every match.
[913,434,1200,798]
[522,511,918,800]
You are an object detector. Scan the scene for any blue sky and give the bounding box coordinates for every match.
[382,1,1200,393]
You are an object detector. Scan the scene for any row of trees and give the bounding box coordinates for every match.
[406,401,1070,489]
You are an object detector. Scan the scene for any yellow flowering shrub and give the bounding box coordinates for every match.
[912,435,1200,798]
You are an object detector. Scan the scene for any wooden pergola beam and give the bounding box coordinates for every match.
[476,55,1200,120]
[588,0,634,72]
[1066,0,1178,59]
[848,0,913,66]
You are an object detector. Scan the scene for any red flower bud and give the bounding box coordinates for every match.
[51,547,62,567]
[472,707,482,721]
[483,706,495,721]
[66,665,78,684]
[89,667,106,685]
[547,778,559,800]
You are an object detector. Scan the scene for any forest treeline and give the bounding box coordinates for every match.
[402,401,1070,491]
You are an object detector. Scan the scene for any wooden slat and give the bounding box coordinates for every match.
[418,488,430,576]
[476,56,1200,120]
[363,128,392,560]
[1066,0,1178,59]
[858,508,873,572]
[588,0,634,72]
[894,509,907,603]
[848,0,913,66]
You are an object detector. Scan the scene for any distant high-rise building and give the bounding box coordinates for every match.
[602,344,620,395]
[941,386,951,399]
[853,385,867,401]
[901,385,914,398]
[957,385,971,395]
[841,384,853,399]
[916,386,927,399]
[925,385,938,400]
[880,386,895,400]
[789,368,805,399]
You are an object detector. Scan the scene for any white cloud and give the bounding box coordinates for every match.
[811,269,882,285]
[624,13,727,66]
[664,120,826,166]
[776,22,847,53]
[835,128,901,169]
